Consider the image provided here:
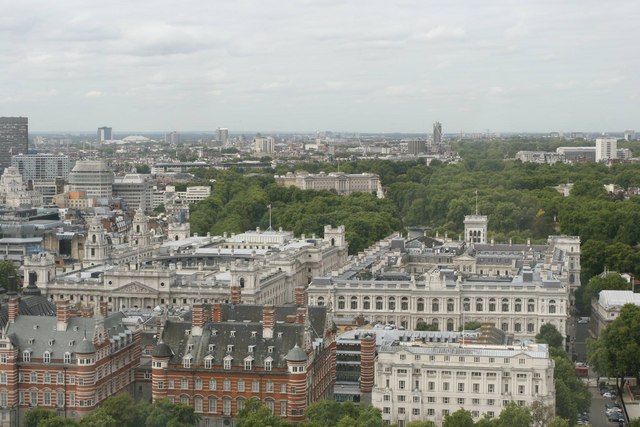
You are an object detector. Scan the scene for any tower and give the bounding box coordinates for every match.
[285,344,308,422]
[433,121,442,145]
[464,215,488,244]
[84,216,110,265]
[130,208,151,247]
[97,126,112,143]
[323,225,346,249]
[0,117,28,170]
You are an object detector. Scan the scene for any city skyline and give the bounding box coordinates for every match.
[1,0,638,133]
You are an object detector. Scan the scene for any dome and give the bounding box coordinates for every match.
[285,344,307,362]
[76,337,96,354]
[152,341,173,358]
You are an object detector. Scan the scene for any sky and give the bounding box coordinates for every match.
[0,0,638,134]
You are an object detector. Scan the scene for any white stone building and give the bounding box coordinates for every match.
[275,171,384,198]
[372,341,555,426]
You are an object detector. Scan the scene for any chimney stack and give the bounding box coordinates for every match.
[230,284,241,305]
[212,303,222,323]
[99,302,109,317]
[192,303,209,336]
[360,333,376,393]
[56,300,71,331]
[262,305,275,338]
[294,285,306,307]
[81,306,93,318]
[296,307,306,325]
[7,297,19,323]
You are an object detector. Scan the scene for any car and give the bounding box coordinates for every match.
[605,402,621,410]
[603,391,617,398]
[606,408,622,415]
[578,317,589,324]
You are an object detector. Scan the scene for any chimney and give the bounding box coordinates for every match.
[230,284,241,305]
[212,303,222,323]
[296,307,306,325]
[56,300,71,331]
[81,306,93,318]
[360,333,376,393]
[99,302,109,317]
[7,297,19,323]
[192,303,207,336]
[262,305,275,339]
[294,285,306,307]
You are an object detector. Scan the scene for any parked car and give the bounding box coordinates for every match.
[578,317,589,324]
[603,391,617,398]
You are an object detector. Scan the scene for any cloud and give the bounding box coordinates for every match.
[420,25,466,41]
[85,90,104,98]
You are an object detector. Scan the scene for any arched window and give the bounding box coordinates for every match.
[431,298,439,312]
[181,394,189,405]
[388,297,396,311]
[222,397,231,416]
[376,297,383,310]
[501,298,509,312]
[363,297,371,310]
[527,299,535,312]
[23,351,31,362]
[514,299,522,312]
[237,397,245,411]
[43,351,51,364]
[64,352,71,364]
[239,278,245,288]
[569,274,575,284]
[194,396,203,413]
[350,296,358,310]
[514,323,522,333]
[92,234,96,243]
[489,298,496,312]
[527,323,535,333]
[447,319,454,332]
[447,299,454,312]
[401,297,409,311]
[338,297,345,310]
[501,322,508,332]
[463,298,470,312]
[549,300,556,314]
[208,396,218,414]
[476,298,483,312]
[265,398,275,415]
[317,296,325,307]
[417,298,424,311]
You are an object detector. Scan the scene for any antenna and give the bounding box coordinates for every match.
[475,190,478,215]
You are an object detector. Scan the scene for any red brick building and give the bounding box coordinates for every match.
[0,298,141,426]
[151,303,336,426]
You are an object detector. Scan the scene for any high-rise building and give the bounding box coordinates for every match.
[595,137,617,162]
[217,127,229,146]
[0,117,28,170]
[164,131,179,144]
[11,153,70,181]
[68,160,114,198]
[97,126,112,143]
[433,121,442,145]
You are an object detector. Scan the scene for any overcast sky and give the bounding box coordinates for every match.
[1,0,638,134]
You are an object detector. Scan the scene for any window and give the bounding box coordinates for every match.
[431,298,439,312]
[350,296,358,310]
[57,391,64,407]
[244,357,253,371]
[417,298,424,311]
[265,358,273,371]
[23,351,31,362]
[181,378,189,390]
[237,397,245,411]
[204,357,213,369]
[515,298,522,312]
[338,297,345,310]
[208,397,218,413]
[443,382,449,391]
[443,397,450,404]
[527,299,535,312]
[0,391,7,407]
[363,297,371,310]
[463,298,470,311]
[266,381,274,393]
[501,298,509,312]
[280,401,287,416]
[0,354,6,364]
[401,297,409,310]
[489,298,496,312]
[223,379,231,392]
[527,323,535,333]
[413,408,420,416]
[238,379,245,392]
[447,298,454,312]
[265,399,275,415]
[31,372,37,383]
[458,398,465,405]
[209,379,217,391]
[549,300,556,314]
[458,383,465,392]
[376,297,383,310]
[388,297,396,311]
[252,380,260,393]
[399,380,406,390]
[224,357,232,370]
[518,385,525,394]
[473,383,480,393]
[476,298,483,312]
[515,323,522,332]
[57,373,64,384]
[222,398,231,416]
[64,353,71,364]
[194,396,203,413]
[488,384,495,393]
[43,352,51,364]
[472,398,480,405]
[195,378,203,390]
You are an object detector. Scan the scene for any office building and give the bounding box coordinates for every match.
[68,160,114,199]
[433,121,442,145]
[372,340,555,426]
[11,153,70,181]
[164,131,179,144]
[254,134,275,154]
[274,172,384,198]
[407,140,426,156]
[112,174,154,211]
[151,303,336,425]
[0,117,28,170]
[595,138,617,162]
[97,127,112,143]
[217,128,229,146]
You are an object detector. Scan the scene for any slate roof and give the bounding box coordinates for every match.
[5,312,129,359]
[159,304,328,369]
[0,295,56,328]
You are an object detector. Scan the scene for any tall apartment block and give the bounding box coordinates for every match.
[0,117,28,170]
[433,121,442,145]
[97,127,112,143]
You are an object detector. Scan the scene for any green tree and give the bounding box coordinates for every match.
[135,164,151,174]
[588,304,640,388]
[24,408,59,427]
[415,321,439,331]
[146,399,201,427]
[443,408,474,427]
[303,400,344,426]
[235,398,289,427]
[547,417,570,427]
[629,418,640,427]
[582,273,630,312]
[495,402,532,427]
[536,323,563,349]
[79,412,118,427]
[406,421,437,427]
[530,400,554,427]
[0,260,18,290]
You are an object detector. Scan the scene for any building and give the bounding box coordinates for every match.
[307,216,580,341]
[151,303,336,425]
[164,131,179,144]
[68,160,114,199]
[371,340,555,426]
[595,138,617,162]
[555,147,596,162]
[97,127,112,143]
[274,172,384,198]
[590,290,640,337]
[0,166,44,208]
[407,140,426,156]
[515,151,565,164]
[113,174,154,211]
[0,299,141,425]
[433,122,442,145]
[254,135,275,154]
[11,153,70,181]
[0,117,28,171]
[624,130,636,141]
[217,128,229,147]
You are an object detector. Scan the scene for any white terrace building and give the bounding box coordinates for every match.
[372,341,555,427]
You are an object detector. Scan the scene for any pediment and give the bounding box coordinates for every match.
[113,281,158,294]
